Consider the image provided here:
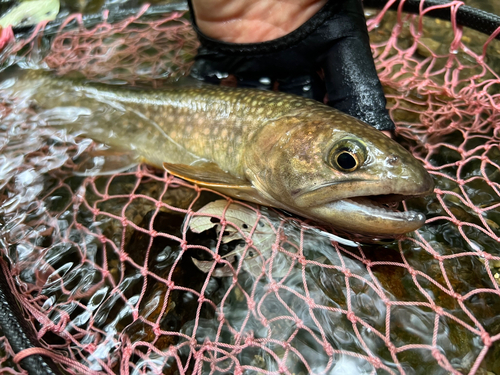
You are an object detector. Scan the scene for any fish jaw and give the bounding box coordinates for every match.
[305,198,427,235]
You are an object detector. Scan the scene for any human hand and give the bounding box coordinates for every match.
[188,0,396,133]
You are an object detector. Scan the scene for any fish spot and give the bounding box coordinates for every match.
[387,155,400,165]
[221,129,229,138]
[203,127,210,135]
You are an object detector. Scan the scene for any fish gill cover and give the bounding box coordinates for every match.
[0,1,499,374]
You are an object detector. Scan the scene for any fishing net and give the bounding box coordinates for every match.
[0,1,500,374]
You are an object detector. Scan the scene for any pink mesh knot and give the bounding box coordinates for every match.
[246,239,254,247]
[432,348,446,362]
[480,251,492,260]
[324,344,334,356]
[219,219,227,227]
[244,333,254,346]
[122,346,134,358]
[272,244,279,252]
[75,223,83,230]
[217,313,225,322]
[342,268,353,278]
[119,251,128,262]
[247,299,256,310]
[434,254,444,262]
[298,256,307,266]
[294,318,304,329]
[450,292,462,301]
[102,194,109,200]
[150,230,158,237]
[167,346,177,356]
[232,276,238,283]
[203,339,214,351]
[387,342,396,353]
[140,267,148,277]
[198,295,206,303]
[214,254,222,263]
[179,240,188,251]
[362,259,372,267]
[278,363,288,373]
[434,306,444,315]
[84,343,96,353]
[268,281,279,293]
[408,267,418,277]
[346,311,357,324]
[234,365,243,375]
[305,297,315,306]
[368,356,383,368]
[481,332,492,347]
[278,232,287,242]
[155,200,163,208]
[98,234,107,244]
[135,170,144,179]
[92,208,100,215]
[121,218,128,227]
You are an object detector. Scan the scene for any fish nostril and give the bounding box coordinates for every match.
[386,155,400,165]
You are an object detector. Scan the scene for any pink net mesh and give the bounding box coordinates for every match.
[0,1,500,374]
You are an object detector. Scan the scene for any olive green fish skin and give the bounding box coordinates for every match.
[8,72,434,235]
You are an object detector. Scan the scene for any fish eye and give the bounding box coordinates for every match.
[327,139,366,172]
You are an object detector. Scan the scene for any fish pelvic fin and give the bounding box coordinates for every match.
[163,162,271,205]
[163,162,250,188]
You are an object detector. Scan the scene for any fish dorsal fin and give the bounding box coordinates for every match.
[163,162,250,188]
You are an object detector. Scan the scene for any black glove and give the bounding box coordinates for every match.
[187,0,395,132]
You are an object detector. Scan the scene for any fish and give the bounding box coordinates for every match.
[4,70,434,236]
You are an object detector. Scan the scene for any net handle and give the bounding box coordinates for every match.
[364,0,500,40]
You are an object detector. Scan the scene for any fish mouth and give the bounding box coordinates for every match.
[346,194,425,222]
[305,192,430,236]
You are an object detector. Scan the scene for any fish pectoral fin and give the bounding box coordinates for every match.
[163,162,251,189]
[73,148,140,176]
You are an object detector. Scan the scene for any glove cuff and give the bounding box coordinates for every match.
[187,0,339,55]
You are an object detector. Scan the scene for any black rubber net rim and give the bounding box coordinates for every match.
[1,1,500,374]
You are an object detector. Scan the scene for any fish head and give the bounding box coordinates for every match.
[245,110,434,236]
